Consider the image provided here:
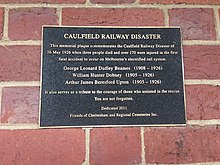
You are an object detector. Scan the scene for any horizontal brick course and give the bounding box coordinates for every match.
[0,129,85,165]
[9,8,58,40]
[62,8,164,26]
[186,85,220,120]
[0,0,85,4]
[1,85,218,124]
[145,126,220,164]
[140,0,220,4]
[90,128,141,165]
[1,87,39,124]
[169,8,216,40]
[0,46,41,81]
[183,46,220,79]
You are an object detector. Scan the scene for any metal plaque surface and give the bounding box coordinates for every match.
[40,26,186,128]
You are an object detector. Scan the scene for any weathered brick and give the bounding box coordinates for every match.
[0,46,40,81]
[90,128,141,165]
[91,0,135,4]
[0,8,3,39]
[62,8,164,26]
[183,46,220,79]
[9,8,58,40]
[1,87,39,124]
[186,85,220,120]
[0,129,85,165]
[140,0,220,4]
[169,8,216,40]
[145,126,220,164]
[0,0,85,4]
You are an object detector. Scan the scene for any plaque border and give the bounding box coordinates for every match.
[39,25,187,128]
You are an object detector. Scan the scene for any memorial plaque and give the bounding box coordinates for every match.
[39,26,186,128]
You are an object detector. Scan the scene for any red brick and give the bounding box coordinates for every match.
[145,126,220,164]
[140,0,220,4]
[1,87,39,124]
[0,0,85,4]
[186,85,220,120]
[62,8,164,26]
[9,8,58,40]
[0,46,40,81]
[183,46,220,79]
[0,8,3,39]
[169,8,216,40]
[91,0,135,4]
[0,129,85,165]
[90,128,141,165]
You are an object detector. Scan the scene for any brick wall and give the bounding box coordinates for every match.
[0,0,219,165]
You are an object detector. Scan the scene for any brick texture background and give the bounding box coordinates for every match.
[0,0,219,165]
[0,129,85,165]
[169,8,216,40]
[90,0,136,4]
[0,46,41,81]
[9,8,58,40]
[0,8,3,39]
[1,87,40,124]
[90,128,141,165]
[0,0,86,4]
[145,126,220,164]
[62,8,164,26]
[140,0,220,4]
[183,46,220,79]
[186,85,220,120]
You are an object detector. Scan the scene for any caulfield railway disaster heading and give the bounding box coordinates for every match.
[63,33,161,40]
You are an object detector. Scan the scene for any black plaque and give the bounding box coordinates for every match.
[40,26,186,128]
